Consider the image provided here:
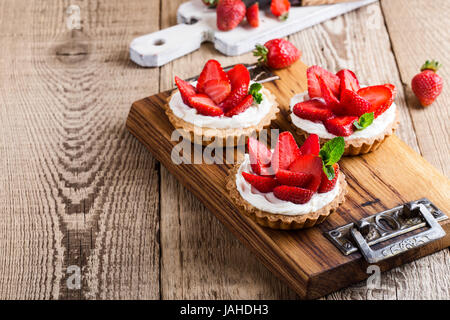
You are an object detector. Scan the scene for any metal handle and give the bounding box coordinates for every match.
[350,203,446,264]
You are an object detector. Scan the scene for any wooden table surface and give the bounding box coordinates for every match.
[0,0,448,300]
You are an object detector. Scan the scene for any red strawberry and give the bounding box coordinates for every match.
[357,85,393,117]
[248,137,273,176]
[197,59,228,93]
[270,0,291,21]
[202,0,218,7]
[203,79,231,104]
[299,134,320,156]
[188,94,224,116]
[336,69,360,95]
[288,154,323,192]
[340,89,372,117]
[175,76,197,105]
[318,163,339,193]
[275,169,311,188]
[293,99,333,122]
[324,116,358,137]
[216,0,246,31]
[253,39,301,69]
[271,132,302,174]
[319,76,341,113]
[384,83,397,99]
[246,3,259,28]
[224,94,253,117]
[273,186,314,204]
[307,66,340,99]
[219,83,249,112]
[242,172,278,193]
[226,64,250,91]
[411,60,443,107]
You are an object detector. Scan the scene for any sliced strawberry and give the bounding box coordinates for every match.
[188,94,224,117]
[384,83,397,99]
[293,99,333,122]
[319,77,341,114]
[273,186,314,204]
[336,69,360,95]
[248,137,273,176]
[219,83,249,112]
[271,132,301,174]
[288,154,323,193]
[242,172,278,193]
[357,85,394,118]
[203,79,231,104]
[324,116,358,137]
[299,134,320,156]
[246,3,259,27]
[226,64,250,91]
[340,89,372,117]
[197,59,228,93]
[175,76,197,105]
[307,65,340,99]
[318,163,339,193]
[224,94,253,117]
[275,169,311,188]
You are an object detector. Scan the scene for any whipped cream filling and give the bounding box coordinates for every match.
[289,92,397,140]
[169,81,274,129]
[236,154,340,216]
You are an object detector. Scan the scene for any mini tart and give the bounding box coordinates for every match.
[165,87,279,146]
[291,109,399,156]
[226,165,348,230]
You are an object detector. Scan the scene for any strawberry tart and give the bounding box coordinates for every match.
[290,66,399,155]
[167,60,279,146]
[227,132,347,230]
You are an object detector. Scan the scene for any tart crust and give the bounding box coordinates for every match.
[165,87,279,146]
[290,110,399,156]
[226,164,348,230]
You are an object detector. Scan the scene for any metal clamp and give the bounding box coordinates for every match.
[325,199,447,263]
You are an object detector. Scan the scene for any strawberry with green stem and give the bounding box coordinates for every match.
[253,38,301,69]
[412,60,444,107]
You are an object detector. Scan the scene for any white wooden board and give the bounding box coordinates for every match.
[130,0,377,67]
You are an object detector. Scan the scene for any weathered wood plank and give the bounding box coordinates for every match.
[158,0,297,300]
[380,0,449,177]
[0,0,161,299]
[378,0,450,300]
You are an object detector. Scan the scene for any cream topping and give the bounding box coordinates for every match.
[169,82,274,129]
[236,154,340,216]
[290,92,397,140]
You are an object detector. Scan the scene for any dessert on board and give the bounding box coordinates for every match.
[227,132,347,230]
[167,59,279,146]
[290,66,399,155]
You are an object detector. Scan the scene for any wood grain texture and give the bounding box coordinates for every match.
[127,59,450,299]
[0,0,160,299]
[1,0,448,300]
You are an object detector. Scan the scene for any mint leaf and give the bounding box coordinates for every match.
[354,112,374,130]
[319,137,345,167]
[319,137,345,180]
[249,83,263,104]
[323,164,336,180]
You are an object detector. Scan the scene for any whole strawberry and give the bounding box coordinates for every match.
[253,38,301,69]
[216,0,246,31]
[412,60,443,107]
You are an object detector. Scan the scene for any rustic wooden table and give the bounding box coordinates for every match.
[0,0,448,300]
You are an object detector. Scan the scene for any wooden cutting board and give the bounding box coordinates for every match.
[126,61,450,299]
[130,0,376,67]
